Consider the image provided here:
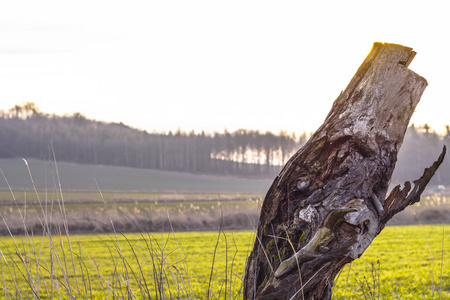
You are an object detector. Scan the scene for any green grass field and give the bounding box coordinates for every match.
[0,225,448,299]
[333,225,450,299]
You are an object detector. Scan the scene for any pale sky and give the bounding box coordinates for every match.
[0,1,449,135]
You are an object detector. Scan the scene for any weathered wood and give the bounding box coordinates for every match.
[243,42,446,300]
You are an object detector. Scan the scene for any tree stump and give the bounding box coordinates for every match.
[243,42,446,300]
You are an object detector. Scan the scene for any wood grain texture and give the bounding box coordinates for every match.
[243,42,446,300]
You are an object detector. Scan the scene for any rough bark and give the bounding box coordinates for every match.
[243,42,446,300]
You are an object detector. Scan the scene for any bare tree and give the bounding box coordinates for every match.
[243,43,446,299]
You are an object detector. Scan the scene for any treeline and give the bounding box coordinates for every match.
[393,124,450,186]
[1,103,449,184]
[0,103,307,178]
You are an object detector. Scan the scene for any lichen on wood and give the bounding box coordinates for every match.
[243,42,446,300]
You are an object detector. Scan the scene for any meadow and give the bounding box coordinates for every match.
[0,225,448,299]
[0,158,449,299]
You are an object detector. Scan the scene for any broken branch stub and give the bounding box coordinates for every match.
[243,42,446,300]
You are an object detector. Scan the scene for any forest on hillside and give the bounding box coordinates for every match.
[0,103,449,184]
[0,103,307,178]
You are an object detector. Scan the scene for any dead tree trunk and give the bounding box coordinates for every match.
[243,42,446,300]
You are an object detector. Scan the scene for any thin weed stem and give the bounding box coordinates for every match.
[439,224,444,300]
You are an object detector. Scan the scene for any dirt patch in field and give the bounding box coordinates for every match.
[0,201,448,235]
[0,199,262,235]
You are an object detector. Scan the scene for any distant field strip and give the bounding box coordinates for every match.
[0,158,272,193]
[0,225,448,299]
